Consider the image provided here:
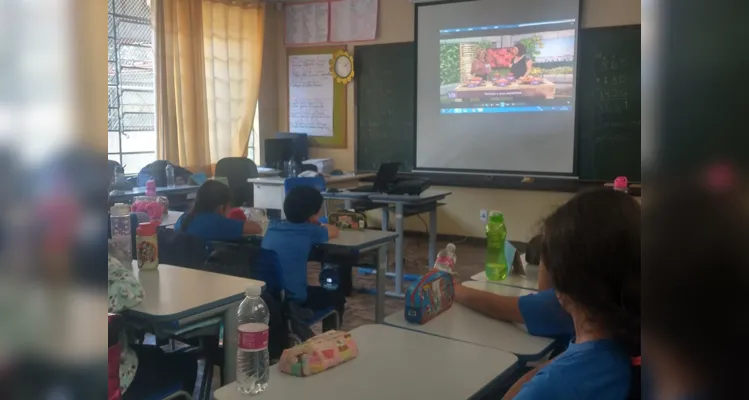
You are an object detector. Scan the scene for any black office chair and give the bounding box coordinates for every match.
[214,157,259,207]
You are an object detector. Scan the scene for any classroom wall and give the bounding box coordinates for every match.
[265,0,641,240]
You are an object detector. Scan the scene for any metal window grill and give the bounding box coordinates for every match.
[108,0,156,173]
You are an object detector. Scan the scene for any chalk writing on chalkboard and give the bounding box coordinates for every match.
[289,54,334,136]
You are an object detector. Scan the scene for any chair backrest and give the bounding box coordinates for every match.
[204,243,284,299]
[138,160,192,186]
[328,211,367,230]
[157,227,210,269]
[215,157,259,207]
[283,176,326,196]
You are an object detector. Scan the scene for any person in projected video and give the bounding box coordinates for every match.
[510,42,533,78]
[470,49,492,80]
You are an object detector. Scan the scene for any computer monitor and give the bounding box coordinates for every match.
[275,132,308,162]
[264,138,293,170]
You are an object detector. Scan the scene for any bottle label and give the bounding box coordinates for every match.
[237,323,269,352]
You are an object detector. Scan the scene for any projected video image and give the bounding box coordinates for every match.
[439,28,576,113]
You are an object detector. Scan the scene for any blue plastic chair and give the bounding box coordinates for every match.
[283,176,328,216]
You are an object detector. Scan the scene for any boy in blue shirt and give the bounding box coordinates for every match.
[262,186,343,330]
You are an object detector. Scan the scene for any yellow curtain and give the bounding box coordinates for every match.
[202,1,265,161]
[153,0,265,174]
[152,0,211,174]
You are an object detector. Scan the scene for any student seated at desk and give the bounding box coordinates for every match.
[108,244,197,399]
[174,180,262,242]
[453,238,574,341]
[505,189,641,400]
[261,186,344,330]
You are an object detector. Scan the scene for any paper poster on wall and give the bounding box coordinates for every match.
[285,2,330,45]
[288,54,334,137]
[330,0,378,42]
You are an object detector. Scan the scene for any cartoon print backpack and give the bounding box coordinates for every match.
[404,270,455,324]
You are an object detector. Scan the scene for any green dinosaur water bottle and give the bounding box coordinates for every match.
[485,211,508,280]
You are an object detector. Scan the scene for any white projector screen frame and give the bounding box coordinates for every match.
[415,0,581,175]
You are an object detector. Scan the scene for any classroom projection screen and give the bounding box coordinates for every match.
[416,0,580,174]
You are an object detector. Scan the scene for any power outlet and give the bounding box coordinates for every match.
[480,209,488,223]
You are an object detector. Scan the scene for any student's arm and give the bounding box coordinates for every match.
[243,220,263,235]
[503,361,553,400]
[453,284,524,324]
[325,224,340,239]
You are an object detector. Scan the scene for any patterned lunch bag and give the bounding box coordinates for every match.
[404,269,455,324]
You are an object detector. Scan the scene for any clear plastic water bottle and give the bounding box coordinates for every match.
[485,211,509,280]
[433,243,457,274]
[109,203,132,266]
[236,285,270,395]
[165,163,176,187]
[286,159,298,178]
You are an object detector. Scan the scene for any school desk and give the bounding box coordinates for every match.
[384,302,555,362]
[202,228,398,324]
[462,280,536,297]
[213,324,518,400]
[323,189,453,298]
[122,262,264,384]
[248,173,375,217]
[108,184,200,204]
[158,210,183,227]
[471,263,540,291]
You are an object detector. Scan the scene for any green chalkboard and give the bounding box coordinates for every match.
[355,42,416,172]
[576,25,641,182]
[354,26,641,182]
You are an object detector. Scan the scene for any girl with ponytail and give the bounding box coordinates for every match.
[506,189,641,400]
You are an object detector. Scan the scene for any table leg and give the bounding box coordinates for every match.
[344,199,352,210]
[375,244,387,323]
[381,207,389,232]
[223,303,239,384]
[393,202,404,295]
[428,207,438,267]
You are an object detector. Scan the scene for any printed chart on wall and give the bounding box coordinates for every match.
[287,47,347,148]
[330,0,378,42]
[285,2,329,45]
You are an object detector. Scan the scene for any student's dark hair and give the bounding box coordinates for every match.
[541,189,641,400]
[283,186,323,223]
[180,180,232,232]
[644,183,749,399]
[514,42,527,56]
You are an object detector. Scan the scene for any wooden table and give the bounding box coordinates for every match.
[213,324,518,400]
[123,262,264,383]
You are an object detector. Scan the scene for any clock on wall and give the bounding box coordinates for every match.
[330,50,354,84]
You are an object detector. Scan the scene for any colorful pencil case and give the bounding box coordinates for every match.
[404,269,455,324]
[278,330,358,377]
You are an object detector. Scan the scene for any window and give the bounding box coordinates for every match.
[108,0,156,174]
[248,101,259,163]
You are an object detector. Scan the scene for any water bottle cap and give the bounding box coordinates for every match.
[613,176,628,189]
[245,285,262,297]
[446,243,456,252]
[110,203,131,217]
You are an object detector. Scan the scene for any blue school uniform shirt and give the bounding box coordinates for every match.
[173,212,244,243]
[515,339,632,400]
[261,220,328,303]
[518,289,575,339]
